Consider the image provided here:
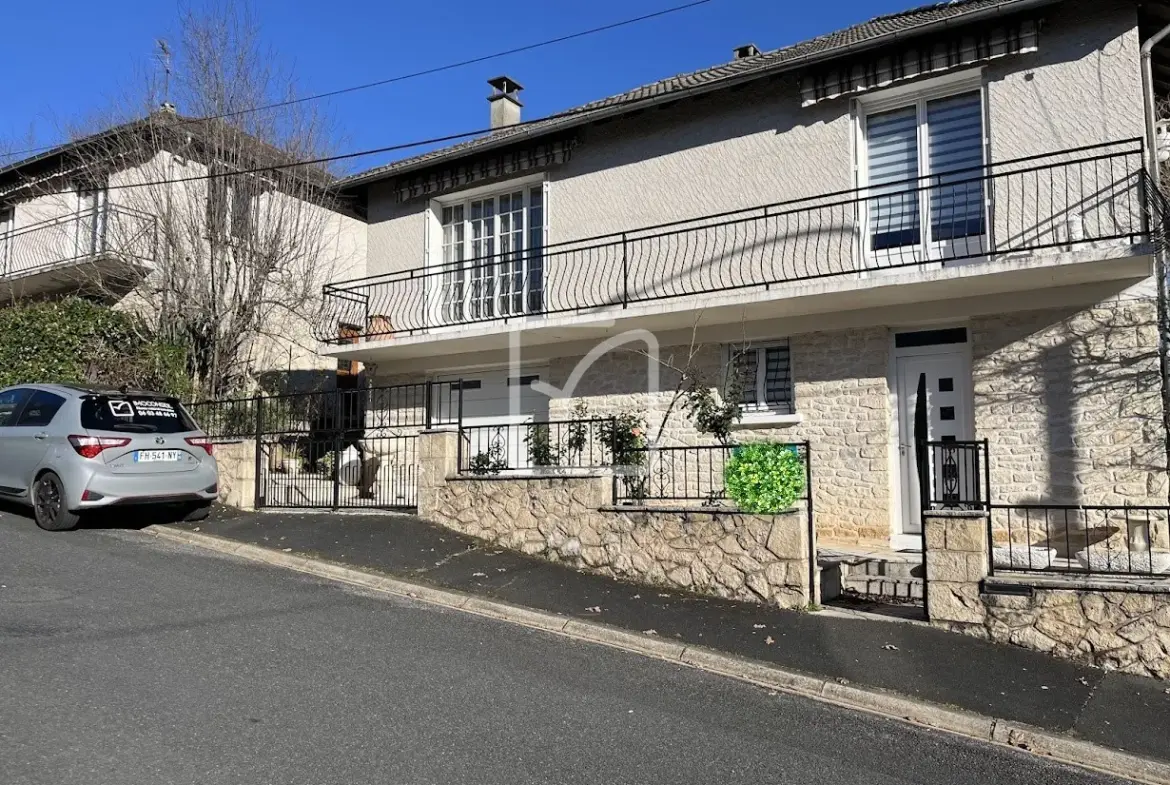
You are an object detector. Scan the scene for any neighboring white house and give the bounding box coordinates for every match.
[0,111,368,392]
[315,0,1170,547]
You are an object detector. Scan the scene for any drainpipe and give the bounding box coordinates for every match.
[1142,22,1170,177]
[1142,21,1170,502]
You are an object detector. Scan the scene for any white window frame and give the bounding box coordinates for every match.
[724,340,799,425]
[854,69,989,271]
[426,174,548,327]
[207,163,270,244]
[76,183,109,257]
[0,204,12,273]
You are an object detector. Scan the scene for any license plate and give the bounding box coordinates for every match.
[133,450,183,463]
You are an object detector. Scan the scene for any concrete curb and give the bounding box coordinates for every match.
[145,525,1170,785]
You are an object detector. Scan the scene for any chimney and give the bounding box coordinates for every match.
[733,43,760,60]
[487,75,523,131]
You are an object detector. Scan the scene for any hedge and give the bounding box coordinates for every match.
[0,298,191,398]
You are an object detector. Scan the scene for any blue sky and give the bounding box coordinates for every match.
[0,0,911,174]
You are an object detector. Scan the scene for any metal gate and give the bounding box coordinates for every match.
[192,382,461,510]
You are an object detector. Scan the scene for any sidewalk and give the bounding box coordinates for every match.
[168,507,1170,768]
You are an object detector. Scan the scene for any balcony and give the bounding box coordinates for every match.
[318,139,1159,360]
[0,205,158,298]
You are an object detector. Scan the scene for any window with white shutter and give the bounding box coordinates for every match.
[866,106,921,251]
[926,92,985,242]
[862,86,985,258]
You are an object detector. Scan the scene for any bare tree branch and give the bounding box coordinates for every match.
[4,0,350,398]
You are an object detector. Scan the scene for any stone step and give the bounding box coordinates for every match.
[841,574,924,601]
[845,557,922,580]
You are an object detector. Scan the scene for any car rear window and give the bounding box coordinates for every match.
[80,395,198,434]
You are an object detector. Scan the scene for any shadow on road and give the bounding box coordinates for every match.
[0,497,191,531]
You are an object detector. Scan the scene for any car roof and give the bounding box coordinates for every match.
[0,383,173,398]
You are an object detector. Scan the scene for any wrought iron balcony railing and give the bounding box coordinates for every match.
[0,204,158,281]
[317,139,1152,344]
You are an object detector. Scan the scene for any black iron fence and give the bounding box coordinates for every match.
[458,418,617,474]
[915,439,1170,579]
[188,381,462,440]
[614,444,734,505]
[988,505,1170,578]
[317,139,1148,342]
[611,442,812,509]
[186,396,258,440]
[919,439,990,511]
[186,381,463,510]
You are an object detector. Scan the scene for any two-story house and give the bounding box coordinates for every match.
[320,0,1167,548]
[0,110,367,394]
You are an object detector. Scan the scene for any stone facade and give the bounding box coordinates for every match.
[417,429,813,607]
[924,511,992,625]
[925,510,1170,680]
[542,325,892,545]
[371,290,1164,550]
[971,298,1166,508]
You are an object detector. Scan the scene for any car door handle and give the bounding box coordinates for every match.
[33,433,48,441]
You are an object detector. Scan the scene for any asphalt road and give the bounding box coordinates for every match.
[0,510,1139,785]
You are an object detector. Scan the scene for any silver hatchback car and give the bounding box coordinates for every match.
[0,384,219,531]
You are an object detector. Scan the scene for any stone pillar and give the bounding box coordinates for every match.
[214,440,258,510]
[924,510,990,627]
[418,428,460,519]
[760,510,814,607]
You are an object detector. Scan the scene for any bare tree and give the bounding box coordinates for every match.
[616,313,747,445]
[16,1,354,397]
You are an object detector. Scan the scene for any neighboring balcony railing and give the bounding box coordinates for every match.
[0,205,158,281]
[317,138,1152,344]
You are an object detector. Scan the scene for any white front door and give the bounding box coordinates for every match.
[895,349,973,534]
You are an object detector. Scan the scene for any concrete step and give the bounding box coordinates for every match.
[846,556,922,580]
[818,549,925,603]
[841,574,924,602]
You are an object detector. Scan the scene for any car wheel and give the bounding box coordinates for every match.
[32,473,80,532]
[181,502,212,522]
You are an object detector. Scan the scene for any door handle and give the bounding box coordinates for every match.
[33,433,48,441]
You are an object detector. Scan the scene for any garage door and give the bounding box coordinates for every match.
[437,368,551,469]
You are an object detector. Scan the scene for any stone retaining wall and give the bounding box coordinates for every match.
[926,511,1170,679]
[417,429,813,607]
[981,583,1170,679]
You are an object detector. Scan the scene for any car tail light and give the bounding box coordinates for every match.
[68,435,131,459]
[185,436,214,456]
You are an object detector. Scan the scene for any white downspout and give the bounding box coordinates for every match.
[1142,22,1170,176]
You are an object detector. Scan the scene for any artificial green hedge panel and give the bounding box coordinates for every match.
[724,442,806,514]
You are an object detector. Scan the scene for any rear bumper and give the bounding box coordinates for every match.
[69,464,219,510]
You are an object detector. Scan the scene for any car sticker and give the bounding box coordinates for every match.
[131,400,179,418]
[108,400,135,418]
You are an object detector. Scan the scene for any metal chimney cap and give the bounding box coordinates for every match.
[487,75,524,94]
